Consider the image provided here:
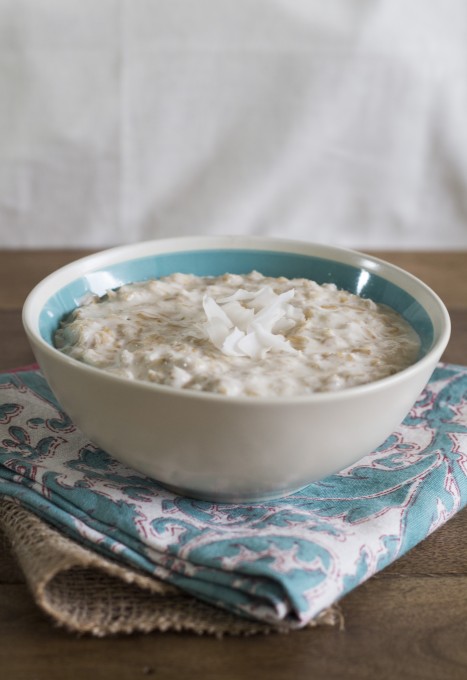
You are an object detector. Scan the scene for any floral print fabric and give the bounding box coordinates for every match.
[1,365,466,627]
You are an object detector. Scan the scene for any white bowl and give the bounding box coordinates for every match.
[22,236,450,502]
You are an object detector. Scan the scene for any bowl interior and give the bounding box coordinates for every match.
[37,248,435,357]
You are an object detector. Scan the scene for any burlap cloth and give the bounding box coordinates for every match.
[0,498,341,636]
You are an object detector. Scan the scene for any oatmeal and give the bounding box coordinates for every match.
[54,271,421,397]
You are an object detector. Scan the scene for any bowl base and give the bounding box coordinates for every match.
[158,480,309,504]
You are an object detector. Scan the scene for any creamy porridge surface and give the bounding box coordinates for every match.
[54,271,421,397]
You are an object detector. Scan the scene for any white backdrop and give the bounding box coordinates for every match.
[1,0,467,249]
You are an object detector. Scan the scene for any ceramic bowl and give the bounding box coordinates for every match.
[22,236,450,502]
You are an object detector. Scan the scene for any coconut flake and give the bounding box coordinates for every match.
[203,287,303,359]
[218,289,262,304]
[202,295,233,328]
[221,301,255,329]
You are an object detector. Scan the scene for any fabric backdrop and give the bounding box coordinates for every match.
[1,0,467,249]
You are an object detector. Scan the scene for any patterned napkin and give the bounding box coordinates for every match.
[1,364,466,629]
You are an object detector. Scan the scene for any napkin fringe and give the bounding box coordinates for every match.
[0,498,341,636]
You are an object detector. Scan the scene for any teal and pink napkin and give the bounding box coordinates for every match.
[1,364,466,628]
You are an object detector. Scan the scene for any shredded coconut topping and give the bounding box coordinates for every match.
[203,287,302,359]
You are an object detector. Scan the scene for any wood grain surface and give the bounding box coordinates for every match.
[1,249,466,680]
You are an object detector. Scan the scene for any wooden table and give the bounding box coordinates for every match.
[1,250,466,680]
